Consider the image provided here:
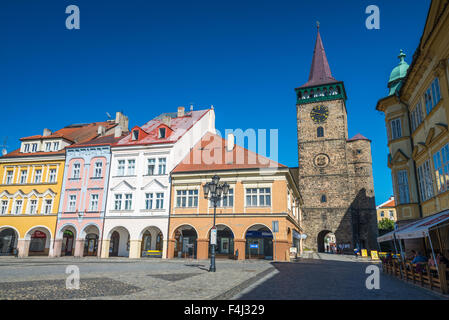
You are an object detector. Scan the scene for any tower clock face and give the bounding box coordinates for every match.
[310,105,329,123]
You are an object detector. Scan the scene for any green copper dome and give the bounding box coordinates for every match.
[388,50,409,96]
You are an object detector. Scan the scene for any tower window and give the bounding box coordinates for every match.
[317,127,324,138]
[159,128,166,138]
[321,195,327,203]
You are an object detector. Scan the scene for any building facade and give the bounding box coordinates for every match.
[0,117,125,257]
[376,0,449,253]
[167,133,303,261]
[296,27,378,252]
[376,196,397,222]
[101,107,215,259]
[54,131,127,258]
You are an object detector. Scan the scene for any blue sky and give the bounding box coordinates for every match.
[0,0,430,205]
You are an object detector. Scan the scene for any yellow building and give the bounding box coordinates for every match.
[0,115,127,257]
[376,196,397,222]
[167,133,303,262]
[376,0,449,255]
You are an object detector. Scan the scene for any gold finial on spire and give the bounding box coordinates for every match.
[317,21,320,29]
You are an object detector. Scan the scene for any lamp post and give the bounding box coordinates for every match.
[203,175,229,272]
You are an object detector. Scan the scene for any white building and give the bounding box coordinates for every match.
[101,107,215,259]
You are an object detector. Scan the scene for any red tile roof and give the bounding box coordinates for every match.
[2,121,118,159]
[348,133,371,142]
[20,122,117,143]
[172,132,286,173]
[114,109,210,147]
[67,133,126,148]
[379,198,396,208]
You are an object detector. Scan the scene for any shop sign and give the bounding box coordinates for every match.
[250,243,259,249]
[33,231,46,238]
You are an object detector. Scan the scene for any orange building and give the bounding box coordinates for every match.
[167,133,303,261]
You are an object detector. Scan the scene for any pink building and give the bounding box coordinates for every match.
[54,116,128,257]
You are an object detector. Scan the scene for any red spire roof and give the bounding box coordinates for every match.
[300,26,338,88]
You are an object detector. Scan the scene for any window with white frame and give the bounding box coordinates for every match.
[72,163,80,179]
[94,162,102,178]
[158,158,166,175]
[1,200,8,214]
[210,189,234,207]
[14,200,23,214]
[155,193,164,209]
[5,170,13,184]
[417,160,434,202]
[31,143,38,153]
[380,211,385,218]
[29,199,37,214]
[43,199,52,214]
[127,160,135,176]
[53,142,59,151]
[49,169,57,183]
[145,193,153,210]
[117,160,125,176]
[147,158,156,175]
[390,118,402,140]
[89,194,99,211]
[389,210,394,219]
[396,170,410,204]
[114,194,122,210]
[411,101,424,132]
[68,195,77,212]
[34,169,42,183]
[124,194,132,210]
[246,188,271,207]
[19,170,27,184]
[425,78,441,114]
[176,190,198,208]
[433,143,449,194]
[45,142,51,152]
[24,144,30,153]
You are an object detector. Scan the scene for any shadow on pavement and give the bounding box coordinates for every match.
[237,259,443,300]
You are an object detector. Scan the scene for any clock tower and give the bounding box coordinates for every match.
[296,25,378,252]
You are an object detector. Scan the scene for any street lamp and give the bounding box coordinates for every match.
[203,175,229,272]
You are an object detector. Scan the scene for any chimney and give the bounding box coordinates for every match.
[115,111,129,134]
[114,126,122,138]
[97,125,105,136]
[190,104,194,111]
[177,106,185,117]
[226,133,235,152]
[161,115,171,127]
[43,128,52,137]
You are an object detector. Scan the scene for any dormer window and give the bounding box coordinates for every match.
[24,144,30,153]
[45,143,51,152]
[31,143,38,153]
[132,130,139,141]
[159,128,166,138]
[53,142,59,151]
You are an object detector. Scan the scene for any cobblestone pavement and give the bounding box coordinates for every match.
[0,257,274,300]
[237,258,448,300]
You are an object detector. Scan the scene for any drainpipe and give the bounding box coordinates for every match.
[398,96,423,220]
[99,147,113,258]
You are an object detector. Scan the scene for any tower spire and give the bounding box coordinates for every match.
[300,24,337,88]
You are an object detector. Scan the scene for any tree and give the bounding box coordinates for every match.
[378,218,395,232]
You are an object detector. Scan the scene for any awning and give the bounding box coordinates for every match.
[395,209,449,240]
[377,209,449,242]
[377,230,395,243]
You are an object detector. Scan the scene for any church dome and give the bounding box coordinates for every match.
[388,50,409,96]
